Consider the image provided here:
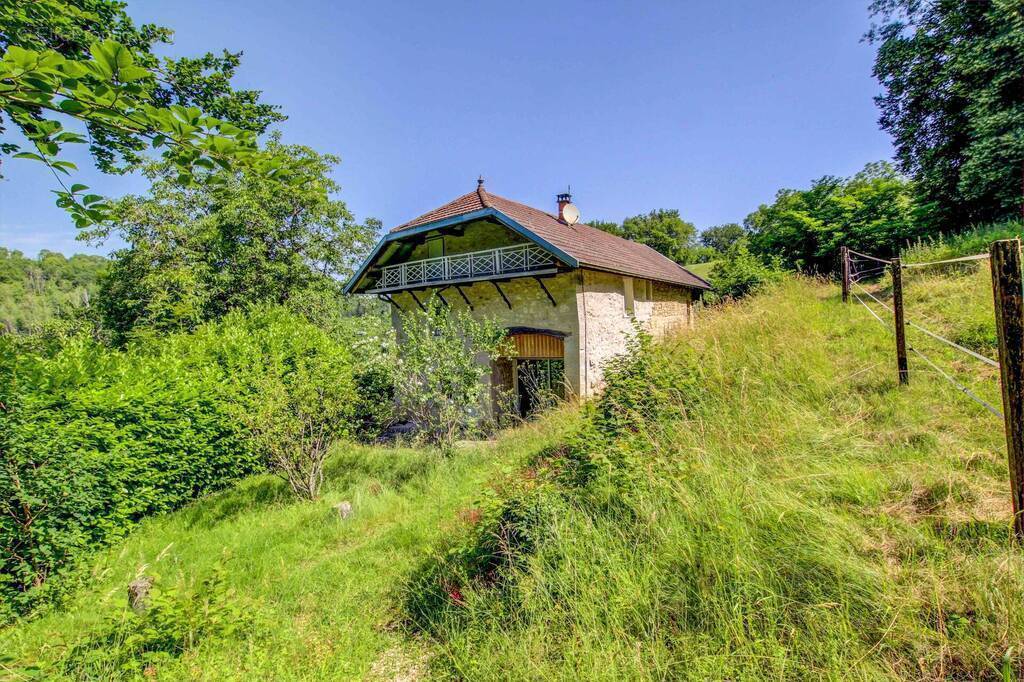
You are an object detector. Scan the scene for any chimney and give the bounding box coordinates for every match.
[557,188,572,224]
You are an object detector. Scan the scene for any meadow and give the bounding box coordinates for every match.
[4,230,1022,679]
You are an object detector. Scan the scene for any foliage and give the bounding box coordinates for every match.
[91,139,376,341]
[707,239,785,299]
[0,305,391,617]
[4,277,1024,678]
[700,222,746,253]
[590,209,699,263]
[0,333,259,618]
[394,301,510,451]
[51,560,253,679]
[868,0,1024,232]
[0,0,291,226]
[238,325,359,501]
[745,161,918,272]
[0,248,107,333]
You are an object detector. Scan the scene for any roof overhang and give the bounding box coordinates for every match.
[343,207,579,294]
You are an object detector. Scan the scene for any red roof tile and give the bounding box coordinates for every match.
[390,185,710,289]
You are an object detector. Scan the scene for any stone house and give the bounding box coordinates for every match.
[344,181,710,416]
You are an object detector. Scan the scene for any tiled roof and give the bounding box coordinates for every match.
[390,185,710,290]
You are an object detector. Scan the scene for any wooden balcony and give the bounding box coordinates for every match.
[368,243,558,293]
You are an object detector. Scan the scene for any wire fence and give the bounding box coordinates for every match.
[845,249,1001,417]
[841,238,1024,539]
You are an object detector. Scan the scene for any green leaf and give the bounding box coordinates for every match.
[12,152,45,162]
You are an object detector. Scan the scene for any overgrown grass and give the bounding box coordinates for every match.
[0,417,576,679]
[4,265,1022,680]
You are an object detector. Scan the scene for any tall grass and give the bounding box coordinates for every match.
[4,272,1022,680]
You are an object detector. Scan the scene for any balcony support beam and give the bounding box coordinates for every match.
[491,281,512,309]
[408,289,427,313]
[454,285,474,310]
[534,276,556,307]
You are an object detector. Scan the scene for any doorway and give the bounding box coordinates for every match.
[493,331,566,418]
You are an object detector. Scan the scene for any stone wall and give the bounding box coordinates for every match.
[388,267,696,400]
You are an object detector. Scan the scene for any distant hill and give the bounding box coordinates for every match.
[0,248,108,333]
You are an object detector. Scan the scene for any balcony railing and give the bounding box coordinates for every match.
[376,243,556,290]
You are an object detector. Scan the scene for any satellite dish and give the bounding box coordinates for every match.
[561,203,580,225]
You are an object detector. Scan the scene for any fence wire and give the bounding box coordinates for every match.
[846,248,1003,419]
[901,253,990,269]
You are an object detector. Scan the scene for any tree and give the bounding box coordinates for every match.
[93,139,377,341]
[868,0,1024,231]
[620,209,697,263]
[394,301,510,452]
[700,223,746,253]
[745,161,917,272]
[587,219,624,237]
[708,240,784,300]
[0,0,289,226]
[241,321,357,501]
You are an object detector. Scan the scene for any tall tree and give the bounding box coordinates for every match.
[700,223,746,253]
[868,0,1024,230]
[618,209,697,263]
[745,161,917,272]
[94,140,376,340]
[0,0,288,226]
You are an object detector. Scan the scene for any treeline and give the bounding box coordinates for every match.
[0,249,107,333]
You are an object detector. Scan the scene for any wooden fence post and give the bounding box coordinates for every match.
[841,246,850,303]
[891,257,909,385]
[990,238,1024,541]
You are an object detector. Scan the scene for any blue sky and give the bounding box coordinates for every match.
[0,0,893,256]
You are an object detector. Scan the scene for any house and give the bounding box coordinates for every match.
[344,180,710,416]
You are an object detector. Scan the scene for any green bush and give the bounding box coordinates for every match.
[708,240,785,300]
[0,306,385,618]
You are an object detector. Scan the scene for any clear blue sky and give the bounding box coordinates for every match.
[0,0,893,256]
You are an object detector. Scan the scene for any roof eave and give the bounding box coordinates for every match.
[343,207,580,294]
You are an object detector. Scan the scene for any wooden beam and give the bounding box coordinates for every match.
[454,285,473,310]
[408,289,427,313]
[841,246,850,303]
[534,276,556,307]
[991,238,1024,541]
[891,257,909,385]
[376,293,402,311]
[491,280,512,309]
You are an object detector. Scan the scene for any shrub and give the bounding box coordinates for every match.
[394,301,510,451]
[708,240,785,300]
[0,335,259,618]
[0,305,378,616]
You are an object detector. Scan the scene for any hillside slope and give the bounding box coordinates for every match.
[4,270,1022,680]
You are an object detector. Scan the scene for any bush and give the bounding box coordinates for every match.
[708,240,785,300]
[0,335,257,619]
[394,301,510,451]
[0,305,382,617]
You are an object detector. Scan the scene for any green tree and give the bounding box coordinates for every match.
[700,223,746,253]
[745,161,917,272]
[620,209,697,263]
[0,0,289,226]
[93,140,377,340]
[868,0,1024,230]
[394,301,510,452]
[587,219,624,237]
[708,240,785,300]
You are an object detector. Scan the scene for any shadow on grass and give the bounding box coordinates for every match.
[181,444,443,530]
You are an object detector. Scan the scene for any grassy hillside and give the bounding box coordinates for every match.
[4,255,1022,679]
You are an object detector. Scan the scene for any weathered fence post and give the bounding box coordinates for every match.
[841,246,850,303]
[990,238,1024,541]
[891,257,909,385]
